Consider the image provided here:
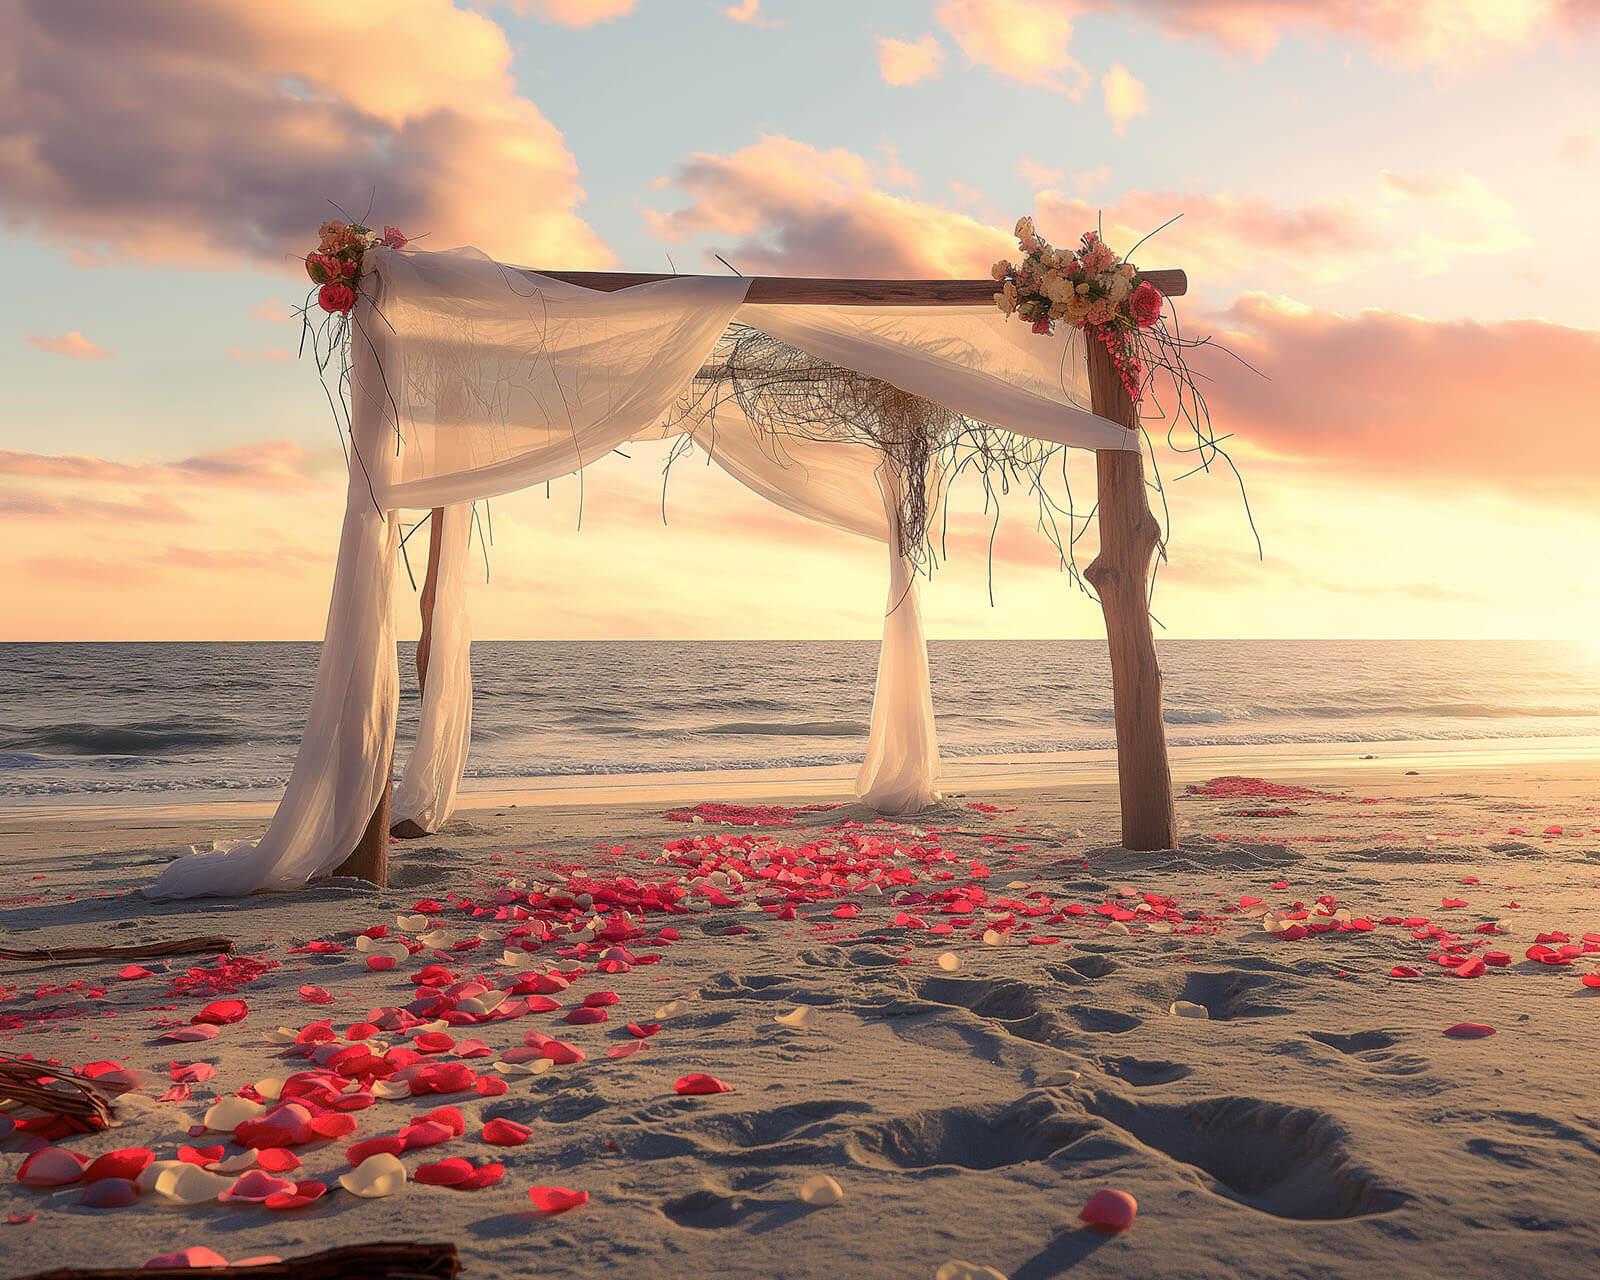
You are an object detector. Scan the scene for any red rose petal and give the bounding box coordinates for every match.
[117,965,153,981]
[263,1180,327,1211]
[80,1178,139,1208]
[607,1041,648,1060]
[674,1073,731,1096]
[346,1136,406,1166]
[1443,1022,1496,1039]
[191,999,248,1026]
[626,1023,660,1039]
[82,1148,154,1183]
[415,1158,474,1187]
[256,1148,302,1173]
[565,1007,607,1025]
[1389,966,1421,979]
[1080,1187,1138,1232]
[456,1162,505,1190]
[299,985,333,1005]
[528,1185,588,1214]
[481,1118,532,1146]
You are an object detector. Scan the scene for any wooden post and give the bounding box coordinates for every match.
[333,782,390,885]
[391,508,444,841]
[1083,336,1177,851]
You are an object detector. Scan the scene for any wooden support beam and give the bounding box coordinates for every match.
[334,765,390,886]
[521,268,1186,305]
[1083,338,1177,852]
[391,508,444,841]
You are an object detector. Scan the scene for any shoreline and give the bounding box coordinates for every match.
[3,732,1597,829]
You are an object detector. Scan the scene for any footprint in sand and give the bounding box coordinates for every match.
[1084,1092,1408,1220]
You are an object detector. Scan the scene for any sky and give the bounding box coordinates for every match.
[2,0,1598,643]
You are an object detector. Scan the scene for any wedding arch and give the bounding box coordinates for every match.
[150,229,1195,899]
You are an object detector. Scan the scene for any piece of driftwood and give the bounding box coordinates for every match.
[1083,336,1178,852]
[0,936,233,964]
[0,1053,114,1132]
[16,1242,461,1280]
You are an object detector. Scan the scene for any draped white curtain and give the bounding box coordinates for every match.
[149,246,1129,898]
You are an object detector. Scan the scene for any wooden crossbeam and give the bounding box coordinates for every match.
[522,269,1187,305]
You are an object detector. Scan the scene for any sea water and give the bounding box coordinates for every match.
[0,640,1595,801]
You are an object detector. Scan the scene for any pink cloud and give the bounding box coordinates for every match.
[935,0,1088,94]
[17,556,156,587]
[0,440,321,490]
[1101,64,1147,135]
[647,135,1012,277]
[1116,0,1592,67]
[0,491,194,524]
[25,331,112,360]
[724,0,782,26]
[877,35,946,85]
[2,0,609,271]
[1204,293,1600,502]
[227,346,292,362]
[935,1,1591,74]
[487,0,636,23]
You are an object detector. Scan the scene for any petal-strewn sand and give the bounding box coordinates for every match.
[3,752,1599,1278]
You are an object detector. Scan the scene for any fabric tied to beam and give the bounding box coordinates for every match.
[148,244,1129,897]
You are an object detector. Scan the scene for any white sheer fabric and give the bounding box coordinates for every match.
[148,270,402,897]
[854,461,942,811]
[391,502,473,833]
[150,245,1129,897]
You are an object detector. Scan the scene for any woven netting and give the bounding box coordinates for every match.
[665,323,1083,574]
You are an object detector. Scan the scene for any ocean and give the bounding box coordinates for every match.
[0,640,1595,802]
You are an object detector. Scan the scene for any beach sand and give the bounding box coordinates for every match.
[2,747,1599,1278]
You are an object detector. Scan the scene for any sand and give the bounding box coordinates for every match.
[2,747,1599,1278]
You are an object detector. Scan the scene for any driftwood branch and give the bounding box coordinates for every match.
[16,1242,461,1280]
[0,1054,115,1131]
[0,936,234,966]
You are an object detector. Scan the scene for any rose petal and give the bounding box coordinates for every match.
[80,1177,140,1208]
[263,1179,327,1211]
[1080,1187,1138,1231]
[1444,1022,1496,1038]
[144,1247,230,1269]
[83,1148,154,1183]
[338,1153,407,1198]
[674,1073,731,1096]
[218,1170,295,1203]
[414,1157,474,1187]
[528,1184,588,1214]
[481,1118,532,1145]
[17,1147,88,1188]
[160,1024,221,1043]
[191,999,249,1025]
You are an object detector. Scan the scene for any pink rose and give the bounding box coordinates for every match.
[381,225,407,249]
[1130,280,1163,328]
[317,283,357,314]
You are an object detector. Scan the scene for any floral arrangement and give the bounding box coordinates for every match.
[302,220,407,314]
[992,219,1164,404]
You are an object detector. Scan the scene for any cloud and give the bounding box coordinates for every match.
[1016,158,1066,190]
[25,331,111,360]
[877,34,946,85]
[473,0,635,25]
[0,440,321,491]
[647,135,1012,277]
[935,0,1088,94]
[227,346,292,362]
[1033,174,1524,285]
[650,136,1521,289]
[0,490,195,524]
[1,0,609,270]
[17,556,156,587]
[932,1,1593,75]
[1101,64,1146,135]
[1204,292,1600,503]
[1115,0,1591,68]
[250,300,293,323]
[724,0,782,26]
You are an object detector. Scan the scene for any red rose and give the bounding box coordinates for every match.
[1130,280,1163,328]
[1030,317,1053,335]
[381,225,407,249]
[318,283,357,314]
